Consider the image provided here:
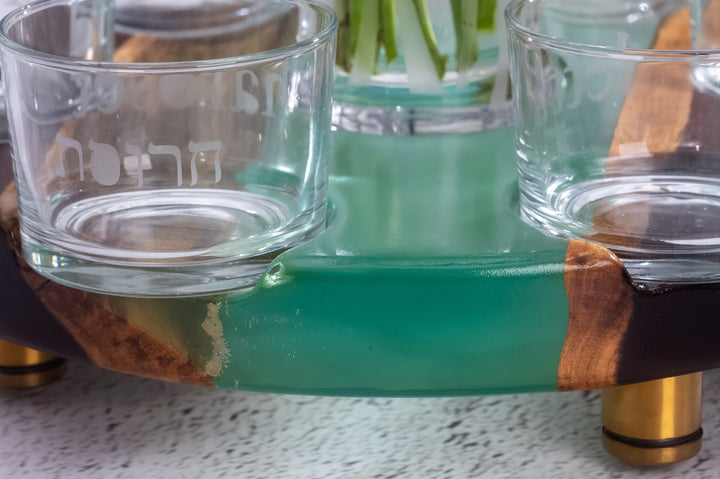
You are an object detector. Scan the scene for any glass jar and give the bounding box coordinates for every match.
[323,0,512,134]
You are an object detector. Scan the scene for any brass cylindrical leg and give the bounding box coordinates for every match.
[0,338,66,389]
[602,372,703,465]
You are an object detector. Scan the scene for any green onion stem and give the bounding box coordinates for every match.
[351,0,380,77]
[337,0,496,81]
[451,0,479,73]
[477,0,497,32]
[349,0,363,57]
[410,0,448,80]
[379,0,398,65]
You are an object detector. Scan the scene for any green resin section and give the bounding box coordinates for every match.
[215,128,571,395]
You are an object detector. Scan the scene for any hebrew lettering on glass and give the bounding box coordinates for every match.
[188,140,223,186]
[125,143,144,186]
[88,140,121,186]
[55,134,85,181]
[262,73,283,118]
[148,143,183,187]
[54,137,222,187]
[233,71,260,114]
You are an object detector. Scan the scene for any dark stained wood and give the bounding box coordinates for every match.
[0,159,89,361]
[611,2,720,386]
[558,6,719,390]
[616,283,720,386]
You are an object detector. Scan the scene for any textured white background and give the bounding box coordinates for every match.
[1,360,719,479]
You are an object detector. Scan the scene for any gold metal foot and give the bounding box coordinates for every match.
[602,372,703,465]
[0,338,66,389]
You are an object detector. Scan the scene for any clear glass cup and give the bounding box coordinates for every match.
[0,1,41,141]
[0,0,337,297]
[506,0,720,285]
[324,0,513,134]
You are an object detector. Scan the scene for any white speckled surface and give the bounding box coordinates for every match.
[2,362,720,478]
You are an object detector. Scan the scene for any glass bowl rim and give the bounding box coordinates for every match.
[0,0,338,73]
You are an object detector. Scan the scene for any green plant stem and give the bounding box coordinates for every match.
[349,0,363,57]
[410,0,447,80]
[338,0,497,81]
[477,0,496,32]
[336,0,353,72]
[352,0,380,76]
[379,0,398,65]
[451,0,479,73]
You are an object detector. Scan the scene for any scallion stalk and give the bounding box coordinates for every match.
[410,0,448,80]
[336,0,498,85]
[335,0,353,72]
[349,0,380,83]
[349,0,363,57]
[380,0,398,65]
[451,0,480,73]
[477,0,497,32]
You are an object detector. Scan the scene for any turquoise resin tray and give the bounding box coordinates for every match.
[2,127,719,395]
[217,127,569,395]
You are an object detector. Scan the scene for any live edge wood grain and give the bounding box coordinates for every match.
[0,182,213,386]
[558,241,634,391]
